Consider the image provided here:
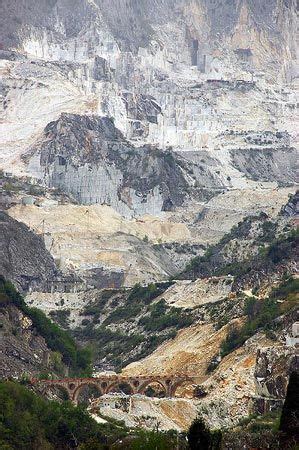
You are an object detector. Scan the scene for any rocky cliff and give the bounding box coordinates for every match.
[0,211,58,292]
[0,0,297,211]
[0,0,297,288]
[34,113,205,216]
[0,303,52,379]
[1,1,296,79]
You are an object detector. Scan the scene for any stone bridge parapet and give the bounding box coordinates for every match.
[32,374,198,404]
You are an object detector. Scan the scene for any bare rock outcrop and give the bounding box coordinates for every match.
[0,211,58,292]
[0,304,51,379]
[33,113,201,217]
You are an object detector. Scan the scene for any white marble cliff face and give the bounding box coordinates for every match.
[0,0,297,216]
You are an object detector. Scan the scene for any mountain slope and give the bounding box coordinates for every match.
[0,0,297,436]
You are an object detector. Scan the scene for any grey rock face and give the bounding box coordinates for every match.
[0,304,52,379]
[83,266,124,290]
[0,211,58,292]
[0,0,297,203]
[255,346,297,399]
[123,93,161,125]
[1,0,296,60]
[230,147,297,184]
[281,190,299,217]
[34,113,222,216]
[93,56,113,81]
[252,307,298,415]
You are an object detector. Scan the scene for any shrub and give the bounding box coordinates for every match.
[220,325,243,357]
[271,277,299,300]
[265,229,298,264]
[138,300,193,332]
[49,309,70,328]
[244,297,258,319]
[3,181,19,193]
[77,281,189,371]
[103,303,143,325]
[130,429,181,450]
[127,282,166,304]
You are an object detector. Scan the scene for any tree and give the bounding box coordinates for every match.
[244,297,258,319]
[279,371,299,448]
[187,418,221,450]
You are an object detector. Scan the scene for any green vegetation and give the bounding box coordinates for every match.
[80,290,119,323]
[238,410,281,434]
[220,277,298,357]
[3,181,20,193]
[139,299,193,332]
[199,389,298,450]
[28,184,45,196]
[258,220,277,243]
[0,380,119,449]
[181,214,262,278]
[163,151,176,168]
[129,429,184,450]
[223,410,283,449]
[0,276,92,376]
[183,245,213,277]
[260,228,298,263]
[102,283,173,326]
[103,303,143,325]
[271,276,299,302]
[127,282,172,304]
[75,322,176,371]
[49,309,71,328]
[0,172,45,197]
[0,381,186,450]
[214,228,298,279]
[76,281,194,371]
[182,215,298,281]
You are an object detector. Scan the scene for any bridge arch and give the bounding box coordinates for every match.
[106,381,134,395]
[73,382,103,404]
[138,380,168,398]
[169,379,193,397]
[42,384,70,402]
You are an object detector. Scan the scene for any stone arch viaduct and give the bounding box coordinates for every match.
[32,374,198,404]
